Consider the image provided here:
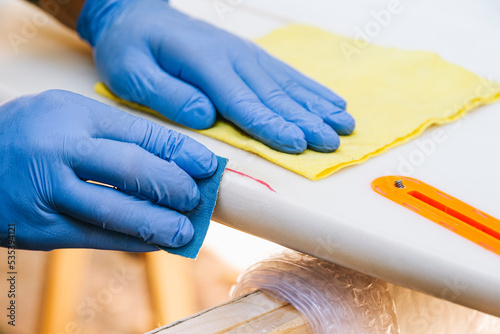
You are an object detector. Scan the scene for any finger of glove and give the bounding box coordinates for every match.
[70,138,200,212]
[79,225,159,251]
[270,79,355,135]
[83,98,217,179]
[53,179,194,248]
[33,214,159,252]
[261,53,347,109]
[102,50,216,130]
[260,55,354,135]
[237,62,340,152]
[195,66,307,154]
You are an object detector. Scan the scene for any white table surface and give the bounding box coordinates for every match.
[1,0,500,316]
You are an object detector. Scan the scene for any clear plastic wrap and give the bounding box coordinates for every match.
[231,250,500,334]
[231,251,399,334]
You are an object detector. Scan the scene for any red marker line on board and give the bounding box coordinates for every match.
[226,168,276,193]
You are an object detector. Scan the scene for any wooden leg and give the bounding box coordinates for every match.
[145,252,198,326]
[38,249,93,334]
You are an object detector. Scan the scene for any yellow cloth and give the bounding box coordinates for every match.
[95,25,500,180]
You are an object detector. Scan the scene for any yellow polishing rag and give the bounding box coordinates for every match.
[95,25,500,180]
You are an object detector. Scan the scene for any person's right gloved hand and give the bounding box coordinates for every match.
[77,0,355,154]
[0,90,217,252]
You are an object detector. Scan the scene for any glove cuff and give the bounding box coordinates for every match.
[77,0,130,46]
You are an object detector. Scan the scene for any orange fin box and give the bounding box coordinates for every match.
[372,176,500,256]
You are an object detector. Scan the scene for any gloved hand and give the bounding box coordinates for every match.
[0,90,217,251]
[77,0,355,154]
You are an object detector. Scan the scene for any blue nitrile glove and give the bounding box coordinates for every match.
[0,90,217,251]
[77,0,355,154]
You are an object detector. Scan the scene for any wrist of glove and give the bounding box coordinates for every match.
[78,0,134,47]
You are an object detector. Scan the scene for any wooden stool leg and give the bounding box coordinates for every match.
[145,252,198,326]
[38,249,93,334]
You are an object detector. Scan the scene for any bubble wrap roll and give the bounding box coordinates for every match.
[231,251,399,334]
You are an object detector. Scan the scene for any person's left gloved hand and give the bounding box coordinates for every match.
[77,0,355,154]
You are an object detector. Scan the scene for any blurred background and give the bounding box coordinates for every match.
[0,223,285,334]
